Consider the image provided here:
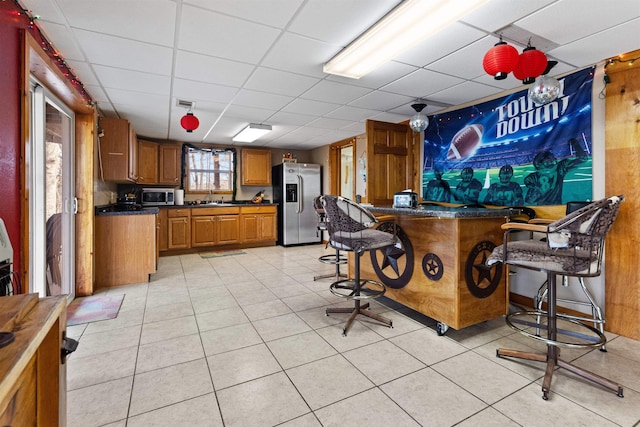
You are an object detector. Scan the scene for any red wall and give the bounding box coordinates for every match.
[0,1,24,275]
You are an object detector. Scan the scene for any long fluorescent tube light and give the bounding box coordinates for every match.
[323,0,490,79]
[232,123,272,143]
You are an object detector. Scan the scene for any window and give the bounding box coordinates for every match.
[185,147,234,193]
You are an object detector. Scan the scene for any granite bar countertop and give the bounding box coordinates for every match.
[367,204,520,219]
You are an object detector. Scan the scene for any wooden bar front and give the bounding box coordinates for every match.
[353,206,512,331]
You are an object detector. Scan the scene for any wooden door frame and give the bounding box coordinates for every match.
[328,137,357,198]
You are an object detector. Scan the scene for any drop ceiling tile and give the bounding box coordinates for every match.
[300,81,371,104]
[307,117,354,130]
[65,60,100,86]
[516,0,639,45]
[268,111,317,127]
[74,29,173,75]
[233,89,294,110]
[427,36,498,80]
[20,0,66,24]
[244,68,320,97]
[83,84,109,104]
[348,91,414,111]
[185,0,303,28]
[324,106,382,122]
[261,33,338,78]
[106,89,170,110]
[381,69,464,98]
[35,21,85,62]
[179,5,281,64]
[547,18,640,67]
[281,98,341,116]
[172,79,239,105]
[395,22,486,67]
[370,112,410,124]
[461,0,556,33]
[222,104,277,123]
[56,0,176,46]
[327,61,419,89]
[428,81,505,106]
[174,50,255,87]
[93,65,171,94]
[289,0,397,45]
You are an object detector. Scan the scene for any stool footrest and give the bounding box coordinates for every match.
[505,310,606,349]
[329,279,386,300]
[318,254,347,265]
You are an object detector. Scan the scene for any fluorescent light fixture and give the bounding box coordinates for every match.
[232,123,272,143]
[323,0,490,79]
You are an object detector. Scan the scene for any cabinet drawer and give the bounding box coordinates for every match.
[192,207,240,216]
[241,205,276,214]
[167,208,191,218]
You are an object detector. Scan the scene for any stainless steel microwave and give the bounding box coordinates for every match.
[141,188,175,206]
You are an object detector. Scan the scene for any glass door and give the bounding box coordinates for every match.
[31,82,75,299]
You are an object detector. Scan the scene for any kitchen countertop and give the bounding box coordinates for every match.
[367,204,520,219]
[95,205,159,216]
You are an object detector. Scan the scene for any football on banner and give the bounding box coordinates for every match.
[447,124,483,160]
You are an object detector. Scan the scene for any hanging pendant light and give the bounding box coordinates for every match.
[180,110,199,133]
[409,102,429,132]
[482,36,519,80]
[513,43,548,85]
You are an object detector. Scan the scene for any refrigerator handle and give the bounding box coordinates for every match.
[297,174,302,213]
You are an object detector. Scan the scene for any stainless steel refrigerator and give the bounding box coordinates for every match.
[272,163,322,246]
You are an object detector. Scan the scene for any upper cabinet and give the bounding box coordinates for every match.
[159,144,182,185]
[241,148,271,186]
[137,139,159,184]
[100,117,138,182]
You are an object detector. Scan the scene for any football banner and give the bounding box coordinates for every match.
[422,66,594,207]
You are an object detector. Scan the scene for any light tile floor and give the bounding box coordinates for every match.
[66,244,640,427]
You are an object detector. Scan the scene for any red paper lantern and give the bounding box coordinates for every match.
[180,111,199,133]
[513,46,548,84]
[482,41,519,80]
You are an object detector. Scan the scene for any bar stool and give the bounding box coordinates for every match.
[320,195,395,336]
[531,201,606,350]
[313,196,347,281]
[487,196,624,400]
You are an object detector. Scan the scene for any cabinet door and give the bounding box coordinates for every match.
[168,216,190,249]
[159,144,182,185]
[260,213,277,241]
[128,126,138,182]
[137,140,158,184]
[241,148,271,185]
[157,209,168,252]
[100,117,134,182]
[217,215,240,244]
[191,216,216,247]
[241,215,260,242]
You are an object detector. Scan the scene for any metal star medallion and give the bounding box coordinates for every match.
[473,251,493,286]
[379,245,405,276]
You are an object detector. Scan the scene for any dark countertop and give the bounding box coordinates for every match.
[367,204,520,219]
[95,205,159,216]
[165,202,277,208]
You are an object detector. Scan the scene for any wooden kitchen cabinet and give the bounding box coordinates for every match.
[241,205,277,243]
[0,295,67,426]
[191,207,240,247]
[137,139,159,184]
[100,117,138,182]
[167,208,191,249]
[241,148,271,185]
[159,144,182,185]
[95,213,157,288]
[157,208,167,252]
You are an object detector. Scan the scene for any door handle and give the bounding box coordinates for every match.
[297,175,302,213]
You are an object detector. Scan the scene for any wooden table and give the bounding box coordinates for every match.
[354,205,517,334]
[0,294,67,425]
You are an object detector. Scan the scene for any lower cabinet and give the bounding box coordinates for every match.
[241,206,277,243]
[160,205,277,253]
[167,208,191,249]
[191,207,241,247]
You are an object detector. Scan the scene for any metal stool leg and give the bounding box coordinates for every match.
[314,248,347,281]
